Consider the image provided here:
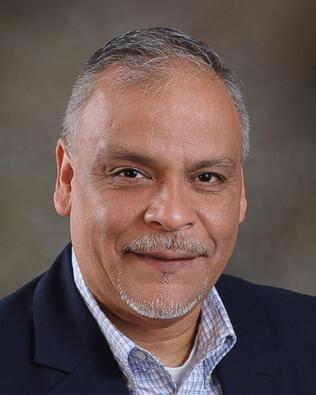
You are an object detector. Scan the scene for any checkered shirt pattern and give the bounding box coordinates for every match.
[72,248,236,394]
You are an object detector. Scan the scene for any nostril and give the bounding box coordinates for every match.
[143,200,196,232]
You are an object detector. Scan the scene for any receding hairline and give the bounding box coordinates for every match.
[61,27,250,161]
[73,59,242,148]
[78,56,221,107]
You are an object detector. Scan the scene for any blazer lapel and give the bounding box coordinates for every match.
[32,244,130,395]
[217,336,255,394]
[46,335,130,395]
[216,275,282,395]
[217,337,282,395]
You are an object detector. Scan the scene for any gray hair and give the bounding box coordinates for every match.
[61,27,250,161]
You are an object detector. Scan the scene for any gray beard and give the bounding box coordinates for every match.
[118,232,212,319]
[117,275,210,319]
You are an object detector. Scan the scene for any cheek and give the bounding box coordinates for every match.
[198,194,241,246]
[71,185,143,248]
[70,184,112,243]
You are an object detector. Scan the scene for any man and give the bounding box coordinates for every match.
[0,27,315,395]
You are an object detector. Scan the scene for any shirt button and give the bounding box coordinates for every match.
[135,350,147,361]
[127,381,134,391]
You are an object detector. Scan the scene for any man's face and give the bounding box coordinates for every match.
[54,67,247,321]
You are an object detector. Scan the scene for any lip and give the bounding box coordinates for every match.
[137,249,197,260]
[130,252,198,271]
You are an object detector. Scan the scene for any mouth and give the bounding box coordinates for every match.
[129,251,200,271]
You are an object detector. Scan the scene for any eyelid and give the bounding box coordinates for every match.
[108,167,226,183]
[110,167,149,178]
[190,171,225,182]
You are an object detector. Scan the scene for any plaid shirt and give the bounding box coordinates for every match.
[72,249,236,394]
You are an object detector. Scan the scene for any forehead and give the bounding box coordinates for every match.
[77,67,242,163]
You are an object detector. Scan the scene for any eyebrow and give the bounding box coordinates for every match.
[95,146,158,168]
[95,145,238,171]
[189,159,238,172]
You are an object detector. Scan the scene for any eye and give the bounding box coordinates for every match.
[197,172,222,183]
[115,168,144,178]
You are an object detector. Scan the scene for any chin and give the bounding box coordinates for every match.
[116,277,210,320]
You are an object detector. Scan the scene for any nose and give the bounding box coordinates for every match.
[144,180,196,232]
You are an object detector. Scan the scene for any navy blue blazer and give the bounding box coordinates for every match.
[1,244,315,394]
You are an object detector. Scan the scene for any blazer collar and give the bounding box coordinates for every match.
[216,275,282,394]
[32,245,281,394]
[33,244,99,372]
[32,244,130,394]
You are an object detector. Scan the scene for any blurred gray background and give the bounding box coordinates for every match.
[1,0,315,298]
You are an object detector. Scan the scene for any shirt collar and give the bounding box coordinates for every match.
[71,247,236,385]
[72,248,135,380]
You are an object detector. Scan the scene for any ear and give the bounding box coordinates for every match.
[53,139,74,217]
[239,166,247,224]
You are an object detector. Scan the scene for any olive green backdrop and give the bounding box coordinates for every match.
[1,0,315,298]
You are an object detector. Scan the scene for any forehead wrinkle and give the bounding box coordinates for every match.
[84,66,242,167]
[94,144,159,168]
[94,144,238,173]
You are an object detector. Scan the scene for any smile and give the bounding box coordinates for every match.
[130,251,199,271]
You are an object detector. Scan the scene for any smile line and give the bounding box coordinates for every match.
[132,252,197,261]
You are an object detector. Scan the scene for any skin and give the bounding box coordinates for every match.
[54,66,247,367]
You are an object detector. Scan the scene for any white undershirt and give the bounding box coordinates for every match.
[165,334,198,387]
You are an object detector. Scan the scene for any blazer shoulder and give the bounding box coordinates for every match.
[0,273,44,350]
[218,273,316,307]
[216,274,316,305]
[0,247,74,395]
[0,243,71,322]
[217,274,316,344]
[0,274,44,317]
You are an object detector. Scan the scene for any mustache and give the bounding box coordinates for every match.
[121,233,210,257]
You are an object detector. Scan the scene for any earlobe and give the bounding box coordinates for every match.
[53,139,74,217]
[239,167,247,224]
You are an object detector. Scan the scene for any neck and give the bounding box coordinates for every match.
[104,304,201,367]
